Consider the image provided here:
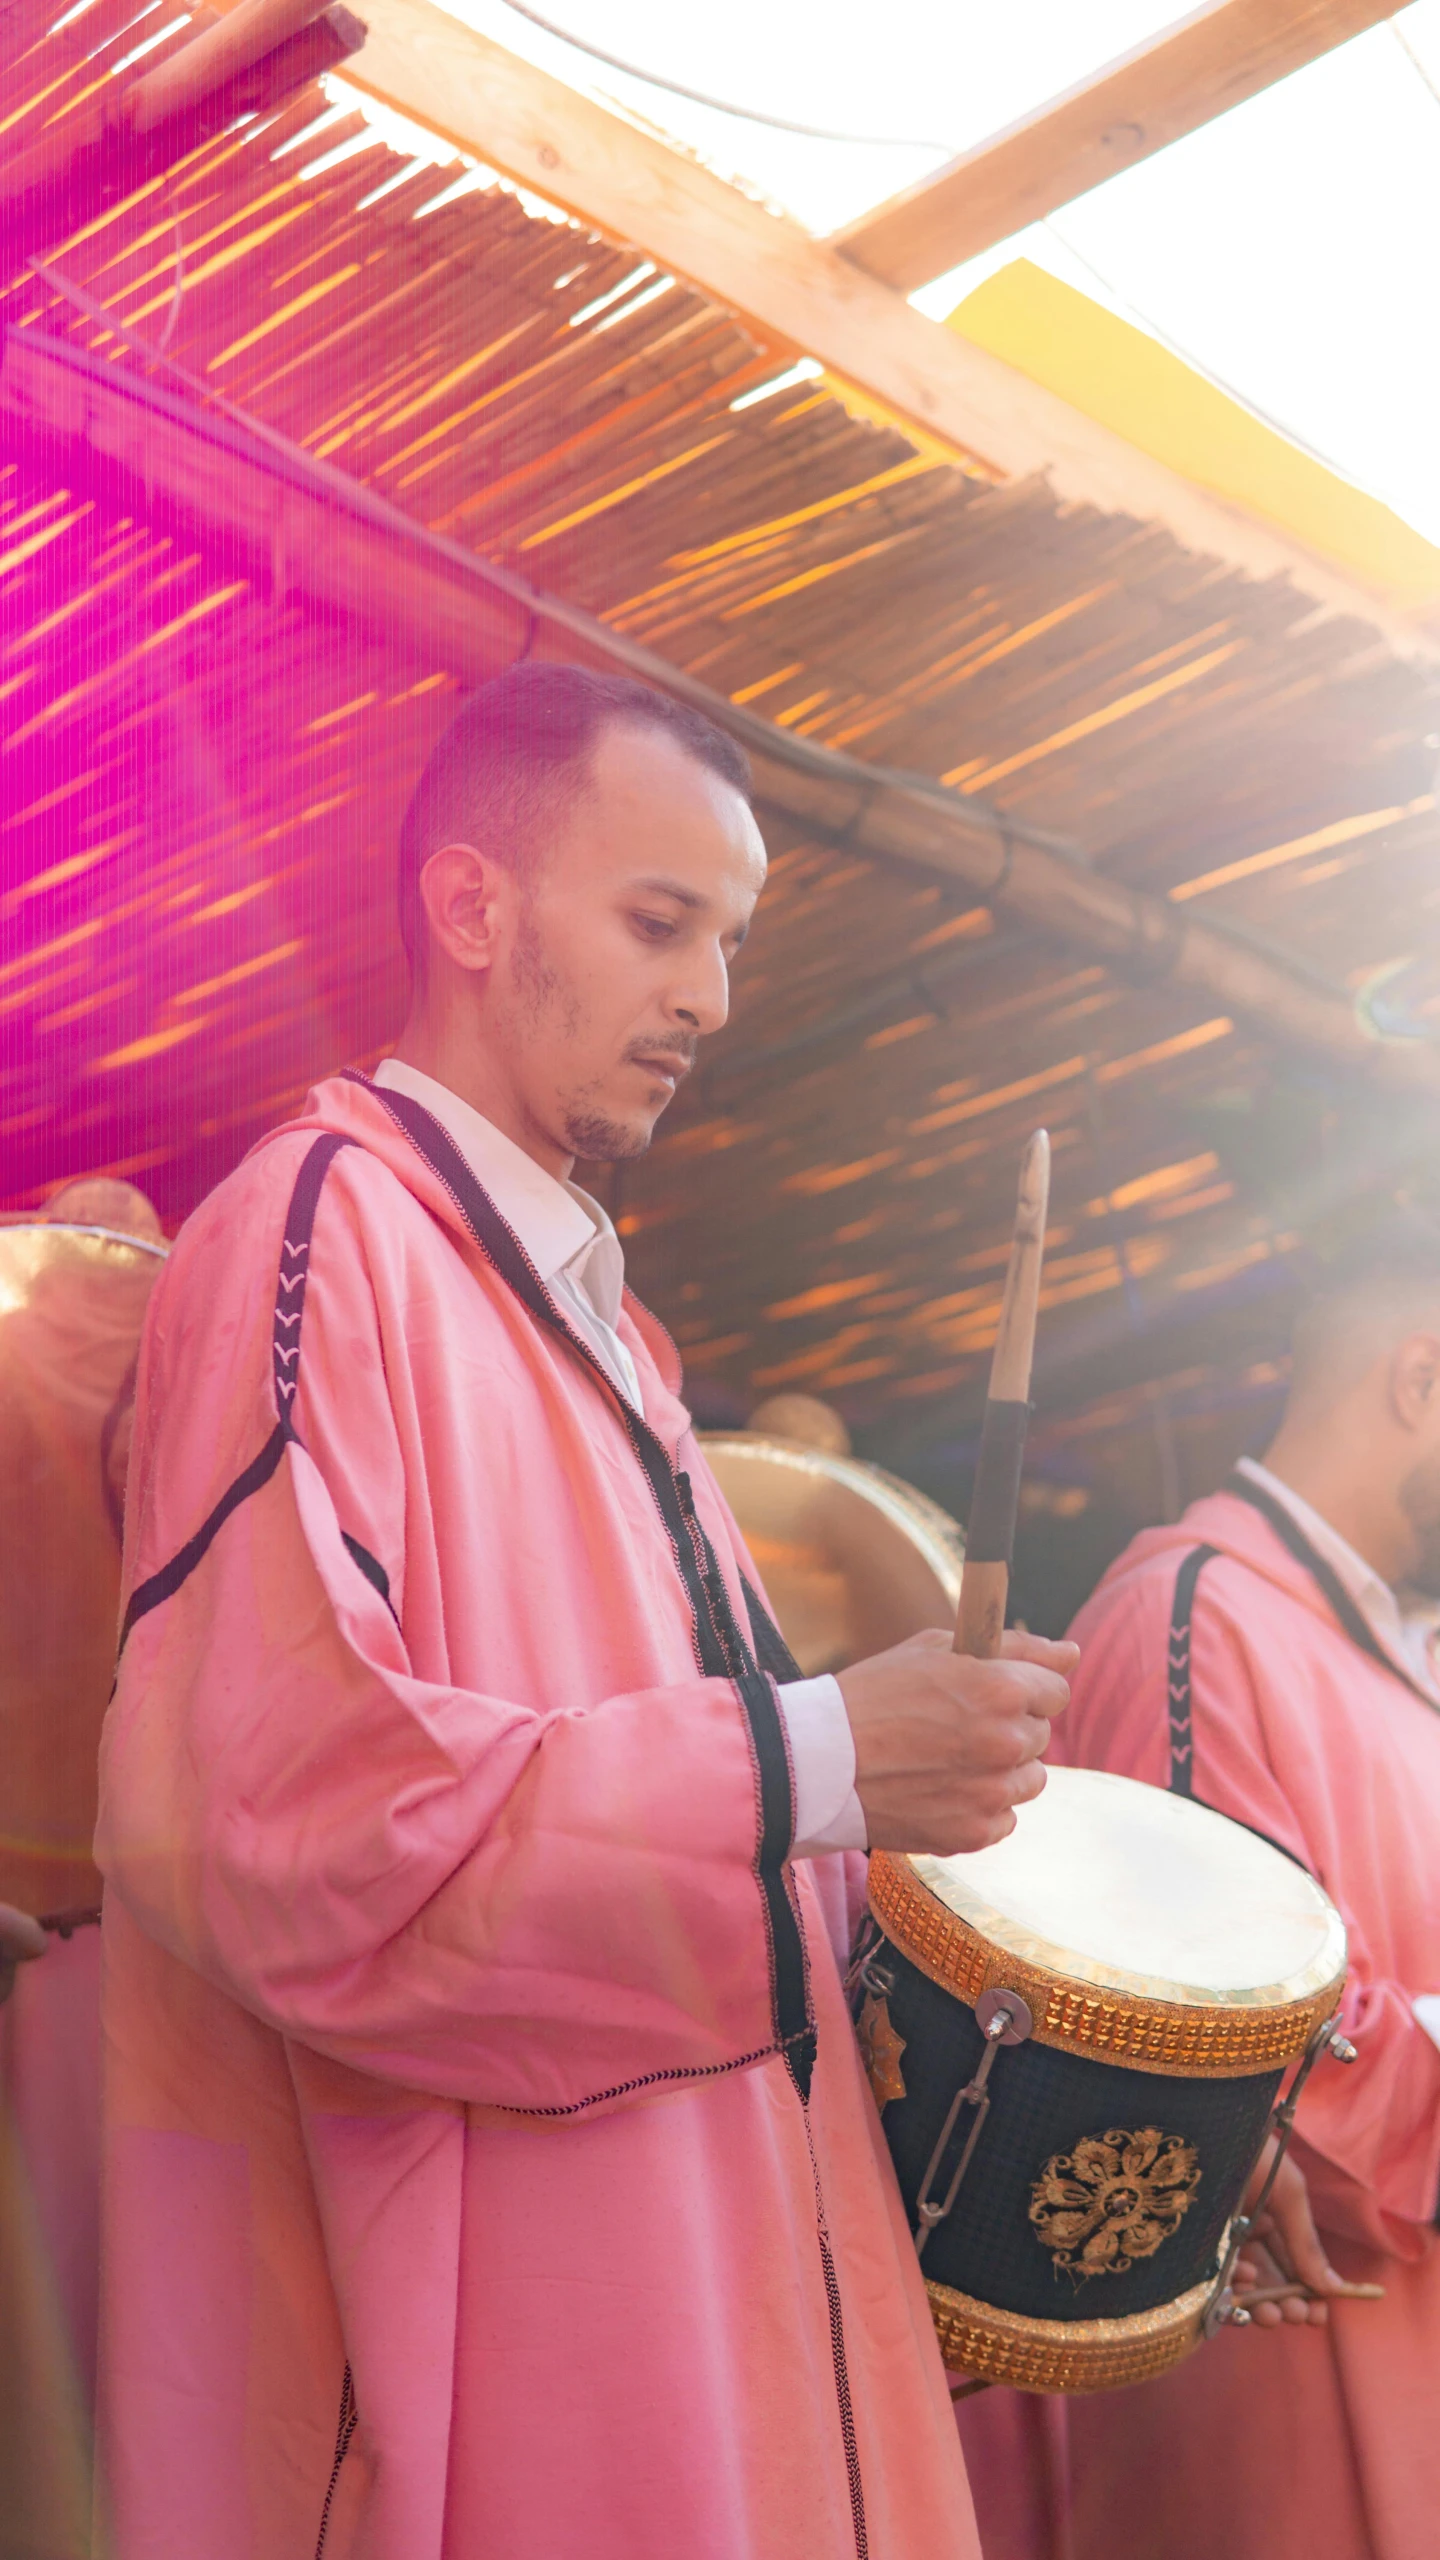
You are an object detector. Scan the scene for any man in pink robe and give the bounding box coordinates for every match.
[1047,1229,1440,2560]
[96,665,1075,2559]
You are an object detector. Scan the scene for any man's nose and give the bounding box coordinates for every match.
[669,944,729,1035]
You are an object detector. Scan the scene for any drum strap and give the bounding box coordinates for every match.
[1166,1544,1217,1796]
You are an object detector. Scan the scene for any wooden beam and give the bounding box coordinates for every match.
[830,0,1398,292]
[127,0,335,132]
[0,0,365,257]
[0,326,531,682]
[328,1,1435,664]
[5,325,1435,1102]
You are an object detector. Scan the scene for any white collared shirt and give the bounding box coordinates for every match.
[374,1061,864,1857]
[375,1057,644,1408]
[1235,1457,1440,1706]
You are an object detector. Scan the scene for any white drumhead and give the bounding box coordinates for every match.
[910,1766,1345,2010]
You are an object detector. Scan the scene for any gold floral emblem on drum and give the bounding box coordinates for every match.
[1029,2128,1201,2281]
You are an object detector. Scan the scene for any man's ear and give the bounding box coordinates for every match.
[1390,1331,1440,1432]
[417,844,506,976]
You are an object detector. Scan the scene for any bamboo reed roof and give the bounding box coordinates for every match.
[3,0,1439,1537]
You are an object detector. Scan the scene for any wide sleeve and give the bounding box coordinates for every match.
[97,1148,800,2119]
[1061,1564,1440,2257]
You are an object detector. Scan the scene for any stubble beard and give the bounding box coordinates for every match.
[1399,1452,1440,1596]
[509,902,658,1165]
[561,1105,653,1164]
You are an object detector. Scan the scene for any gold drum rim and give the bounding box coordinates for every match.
[925,2272,1213,2393]
[869,1850,1345,2079]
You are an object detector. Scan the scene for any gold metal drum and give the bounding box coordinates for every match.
[0,1215,165,1913]
[860,1769,1348,2390]
[699,1432,963,1676]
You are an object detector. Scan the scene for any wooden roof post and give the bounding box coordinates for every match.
[829,0,1401,292]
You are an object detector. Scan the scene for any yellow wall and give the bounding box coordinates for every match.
[946,259,1440,618]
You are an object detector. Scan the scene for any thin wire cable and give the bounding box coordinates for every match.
[494,0,953,149]
[1392,17,1440,110]
[1039,216,1370,486]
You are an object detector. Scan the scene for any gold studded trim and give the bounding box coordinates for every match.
[925,2271,1212,2394]
[869,1852,1342,2079]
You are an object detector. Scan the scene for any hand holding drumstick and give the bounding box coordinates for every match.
[1232,2141,1384,2327]
[838,1132,1077,1856]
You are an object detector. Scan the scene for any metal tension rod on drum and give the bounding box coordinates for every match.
[953,1129,1050,1661]
[1202,2007,1359,2337]
[913,1987,1033,2255]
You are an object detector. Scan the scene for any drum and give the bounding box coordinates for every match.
[699,1431,962,1676]
[853,1767,1347,2391]
[0,1208,165,1913]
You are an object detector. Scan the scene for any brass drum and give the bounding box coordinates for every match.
[858,1770,1347,2391]
[702,1427,1348,2391]
[0,1215,165,1912]
[699,1432,962,1676]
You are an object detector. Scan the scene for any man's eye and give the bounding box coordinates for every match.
[633,913,676,940]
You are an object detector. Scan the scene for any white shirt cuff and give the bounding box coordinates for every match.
[776,1675,867,1858]
[1414,1994,1440,2055]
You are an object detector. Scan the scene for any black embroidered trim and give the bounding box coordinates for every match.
[119,1424,288,1653]
[1165,1543,1314,1872]
[1166,1544,1216,1796]
[347,1071,817,2100]
[314,2361,358,2560]
[1225,1470,1437,1708]
[803,2111,870,2560]
[684,1490,814,2098]
[117,1135,355,1657]
[496,2034,808,2119]
[341,1533,396,1619]
[742,1573,803,1682]
[274,1133,352,1439]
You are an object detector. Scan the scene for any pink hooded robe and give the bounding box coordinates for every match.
[1047,1484,1440,2560]
[95,1071,978,2560]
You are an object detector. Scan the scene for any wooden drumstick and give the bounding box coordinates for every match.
[1235,2281,1385,2309]
[954,1129,1051,1660]
[37,1906,102,1937]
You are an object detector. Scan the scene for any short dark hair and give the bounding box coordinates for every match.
[1290,1210,1440,1393]
[397,661,752,973]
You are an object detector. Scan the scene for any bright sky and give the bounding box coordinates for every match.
[336,2,1440,546]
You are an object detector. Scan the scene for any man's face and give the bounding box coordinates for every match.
[1399,1426,1440,1595]
[1394,1320,1440,1592]
[467,723,767,1165]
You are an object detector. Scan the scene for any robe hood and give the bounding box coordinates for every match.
[255,1068,692,1419]
[1086,1484,1405,1667]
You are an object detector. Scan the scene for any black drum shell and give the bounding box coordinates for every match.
[864,1936,1282,2324]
